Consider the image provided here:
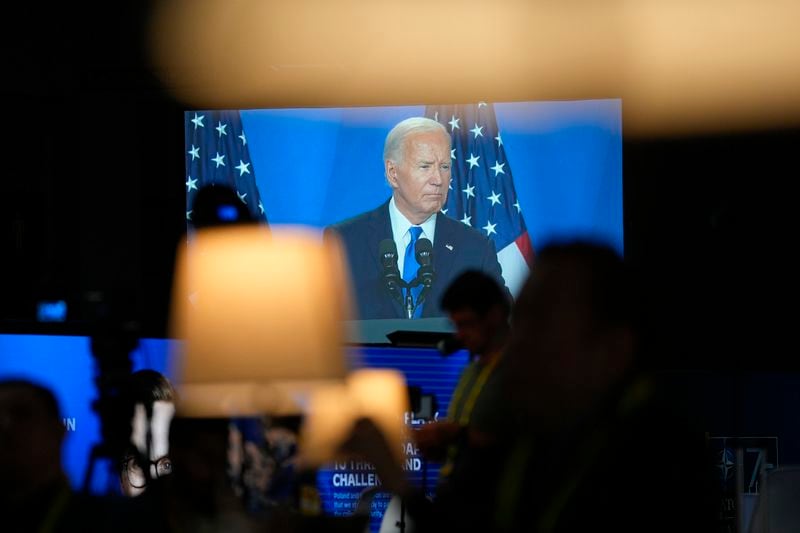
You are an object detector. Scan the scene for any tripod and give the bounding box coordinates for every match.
[81,330,138,493]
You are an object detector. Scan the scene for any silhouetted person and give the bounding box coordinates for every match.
[495,242,719,532]
[335,272,513,532]
[0,380,137,532]
[0,380,69,532]
[160,417,264,533]
[411,270,512,530]
[321,243,719,532]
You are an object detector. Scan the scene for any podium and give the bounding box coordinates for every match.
[344,318,454,347]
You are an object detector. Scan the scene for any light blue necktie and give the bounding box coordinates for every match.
[402,226,423,318]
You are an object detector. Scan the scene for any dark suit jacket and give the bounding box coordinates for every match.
[324,200,507,320]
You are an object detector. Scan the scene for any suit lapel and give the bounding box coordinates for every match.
[365,201,393,275]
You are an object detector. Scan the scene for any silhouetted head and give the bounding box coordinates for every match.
[507,242,637,426]
[0,380,65,496]
[190,184,253,230]
[441,270,511,357]
[167,417,231,508]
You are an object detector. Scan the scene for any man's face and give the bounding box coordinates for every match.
[386,131,451,224]
[449,308,493,356]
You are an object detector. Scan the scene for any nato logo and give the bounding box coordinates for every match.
[718,447,736,483]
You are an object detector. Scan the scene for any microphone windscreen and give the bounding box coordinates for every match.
[415,238,433,265]
[379,239,398,267]
[436,336,463,356]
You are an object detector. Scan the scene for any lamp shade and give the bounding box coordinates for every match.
[169,225,353,416]
[297,383,359,467]
[346,369,408,464]
[299,368,409,467]
[151,0,800,136]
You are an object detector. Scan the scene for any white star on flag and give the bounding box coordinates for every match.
[188,145,200,160]
[235,160,251,176]
[461,214,472,226]
[237,191,247,204]
[258,201,264,214]
[216,121,228,136]
[451,148,456,160]
[441,208,448,215]
[186,176,198,191]
[212,153,225,167]
[463,183,475,198]
[513,200,521,213]
[449,115,460,131]
[191,113,205,128]
[186,210,192,220]
[482,221,497,236]
[487,191,502,206]
[491,161,505,176]
[238,132,247,145]
[470,124,484,138]
[467,153,480,169]
[495,133,503,147]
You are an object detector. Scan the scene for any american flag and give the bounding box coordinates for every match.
[184,110,268,224]
[426,103,534,295]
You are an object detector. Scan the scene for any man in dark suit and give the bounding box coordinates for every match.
[325,117,507,320]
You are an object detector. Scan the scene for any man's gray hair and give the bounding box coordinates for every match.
[383,117,450,164]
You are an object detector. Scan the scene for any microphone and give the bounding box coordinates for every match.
[436,336,463,356]
[414,238,434,287]
[414,238,435,309]
[379,239,404,305]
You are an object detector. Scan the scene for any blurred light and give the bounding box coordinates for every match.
[216,204,240,222]
[37,300,67,322]
[149,0,800,136]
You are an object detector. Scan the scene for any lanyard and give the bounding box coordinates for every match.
[440,356,501,479]
[38,485,71,533]
[450,355,501,426]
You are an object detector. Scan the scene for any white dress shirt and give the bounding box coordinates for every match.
[388,196,437,275]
